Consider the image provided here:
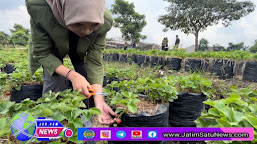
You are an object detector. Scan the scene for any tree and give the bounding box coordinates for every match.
[10,23,30,47]
[226,42,248,51]
[213,44,225,52]
[158,0,255,52]
[0,31,10,47]
[198,38,209,51]
[250,40,257,53]
[111,0,147,42]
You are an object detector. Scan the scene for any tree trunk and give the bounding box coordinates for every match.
[194,32,199,52]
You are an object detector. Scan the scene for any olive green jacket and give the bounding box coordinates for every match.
[26,0,113,85]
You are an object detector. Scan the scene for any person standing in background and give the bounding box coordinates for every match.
[124,40,128,50]
[132,38,137,48]
[161,38,166,51]
[164,37,169,51]
[175,35,180,47]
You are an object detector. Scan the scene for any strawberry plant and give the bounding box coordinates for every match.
[105,77,178,103]
[0,89,101,143]
[195,85,257,144]
[111,91,140,118]
[171,73,212,97]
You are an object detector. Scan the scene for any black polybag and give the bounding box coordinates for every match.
[210,60,234,79]
[185,59,202,72]
[1,64,16,74]
[169,92,206,127]
[10,84,43,103]
[112,53,119,62]
[166,58,182,71]
[119,54,128,63]
[109,104,168,144]
[243,61,257,82]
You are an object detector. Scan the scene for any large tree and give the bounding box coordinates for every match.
[158,0,255,52]
[111,0,147,42]
[10,23,30,47]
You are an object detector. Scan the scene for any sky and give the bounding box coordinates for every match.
[0,0,257,48]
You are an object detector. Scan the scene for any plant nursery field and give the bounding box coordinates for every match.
[0,48,257,144]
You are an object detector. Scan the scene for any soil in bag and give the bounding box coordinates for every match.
[109,97,169,144]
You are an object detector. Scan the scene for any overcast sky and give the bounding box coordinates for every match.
[0,0,256,48]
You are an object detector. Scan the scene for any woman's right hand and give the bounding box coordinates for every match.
[68,71,92,97]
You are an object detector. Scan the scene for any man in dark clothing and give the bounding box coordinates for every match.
[175,35,180,46]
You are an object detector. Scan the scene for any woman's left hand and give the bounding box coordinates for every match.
[95,101,117,125]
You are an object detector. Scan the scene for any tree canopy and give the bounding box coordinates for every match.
[111,0,147,42]
[158,0,255,51]
[198,38,209,51]
[226,42,248,51]
[10,23,30,47]
[250,40,257,53]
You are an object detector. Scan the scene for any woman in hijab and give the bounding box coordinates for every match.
[26,0,116,125]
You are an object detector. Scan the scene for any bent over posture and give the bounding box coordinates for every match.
[26,0,116,125]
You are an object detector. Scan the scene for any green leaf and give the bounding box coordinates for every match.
[64,111,72,121]
[0,101,15,115]
[203,99,215,107]
[219,108,235,122]
[44,97,51,102]
[72,118,83,128]
[82,111,91,121]
[245,116,257,129]
[233,111,245,122]
[15,85,22,91]
[41,108,53,117]
[132,99,140,104]
[0,118,10,136]
[52,114,66,122]
[208,108,220,116]
[72,109,84,119]
[115,108,124,114]
[128,103,137,113]
[216,117,232,127]
[88,107,102,115]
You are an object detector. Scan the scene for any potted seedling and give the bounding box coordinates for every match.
[168,73,212,127]
[7,61,44,103]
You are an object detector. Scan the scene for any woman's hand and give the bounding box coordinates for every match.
[95,100,117,125]
[68,71,92,96]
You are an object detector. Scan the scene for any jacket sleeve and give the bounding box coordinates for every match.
[85,32,107,85]
[29,17,63,76]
